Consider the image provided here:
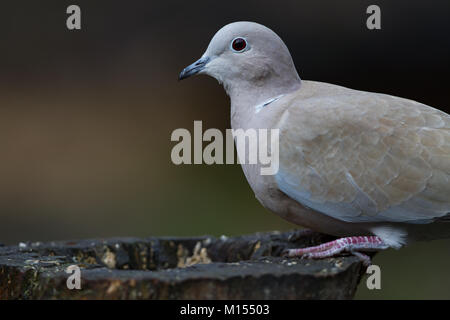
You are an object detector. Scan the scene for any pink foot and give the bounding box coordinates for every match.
[284,236,388,266]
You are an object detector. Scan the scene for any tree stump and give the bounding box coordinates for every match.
[0,230,368,299]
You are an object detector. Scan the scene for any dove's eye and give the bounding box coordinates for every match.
[231,37,247,52]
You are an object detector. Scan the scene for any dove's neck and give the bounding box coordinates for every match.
[228,77,301,130]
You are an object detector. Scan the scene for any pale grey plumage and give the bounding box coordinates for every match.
[180,21,450,248]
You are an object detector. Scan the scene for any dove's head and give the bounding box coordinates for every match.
[179,22,301,100]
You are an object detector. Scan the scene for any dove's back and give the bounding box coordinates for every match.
[272,81,450,242]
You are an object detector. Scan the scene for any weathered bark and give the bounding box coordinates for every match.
[0,230,367,299]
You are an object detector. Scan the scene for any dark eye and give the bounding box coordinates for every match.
[231,37,247,52]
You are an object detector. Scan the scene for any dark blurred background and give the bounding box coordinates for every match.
[0,0,449,298]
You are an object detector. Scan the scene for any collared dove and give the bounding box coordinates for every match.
[179,21,450,264]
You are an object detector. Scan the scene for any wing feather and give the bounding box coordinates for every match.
[276,84,450,224]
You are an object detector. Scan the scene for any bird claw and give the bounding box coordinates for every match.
[281,249,290,257]
[281,236,385,266]
[350,251,372,267]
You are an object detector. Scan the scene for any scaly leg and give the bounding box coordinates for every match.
[284,236,388,266]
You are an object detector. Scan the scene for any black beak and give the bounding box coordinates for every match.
[179,56,210,80]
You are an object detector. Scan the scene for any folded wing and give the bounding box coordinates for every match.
[276,85,450,224]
